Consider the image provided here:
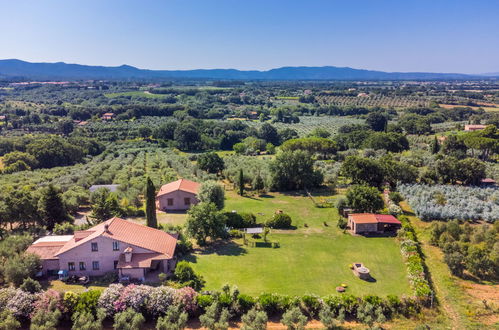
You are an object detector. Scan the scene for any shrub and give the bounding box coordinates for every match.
[113,308,145,330]
[62,291,79,316]
[174,261,206,291]
[237,294,256,315]
[199,302,230,330]
[29,303,61,330]
[224,212,257,229]
[197,294,215,310]
[20,278,42,294]
[98,284,124,316]
[156,304,188,330]
[241,307,268,330]
[145,286,175,317]
[173,287,198,314]
[281,306,307,330]
[257,293,290,315]
[71,309,105,330]
[300,295,321,318]
[229,229,243,238]
[0,310,21,330]
[337,217,347,229]
[319,304,344,330]
[266,213,292,229]
[388,191,403,204]
[74,290,101,315]
[7,289,36,319]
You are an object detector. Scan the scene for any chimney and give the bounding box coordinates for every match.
[104,224,110,233]
[124,247,133,263]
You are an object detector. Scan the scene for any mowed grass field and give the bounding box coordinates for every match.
[186,191,411,297]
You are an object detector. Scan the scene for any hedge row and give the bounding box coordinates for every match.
[398,215,433,302]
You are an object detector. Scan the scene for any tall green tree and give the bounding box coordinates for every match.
[198,152,225,174]
[145,177,157,228]
[38,185,69,230]
[346,185,384,213]
[198,181,225,210]
[238,169,244,196]
[269,150,323,191]
[185,203,226,245]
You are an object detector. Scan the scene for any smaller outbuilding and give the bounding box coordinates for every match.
[102,112,115,120]
[156,179,200,211]
[348,213,401,235]
[464,124,487,131]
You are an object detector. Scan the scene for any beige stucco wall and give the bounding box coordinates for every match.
[57,236,154,276]
[156,190,198,211]
[41,259,60,275]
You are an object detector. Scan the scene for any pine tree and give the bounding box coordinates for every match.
[238,169,244,196]
[38,184,69,230]
[145,177,157,228]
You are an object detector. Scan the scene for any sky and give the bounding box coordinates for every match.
[0,0,498,73]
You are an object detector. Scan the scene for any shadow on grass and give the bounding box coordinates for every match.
[192,240,247,257]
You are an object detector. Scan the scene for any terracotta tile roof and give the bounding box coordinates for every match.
[27,241,67,260]
[156,179,200,197]
[55,217,178,258]
[374,214,401,225]
[348,213,378,224]
[349,213,401,225]
[117,252,169,268]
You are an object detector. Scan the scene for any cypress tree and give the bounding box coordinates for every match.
[431,136,440,154]
[238,169,244,196]
[38,184,68,230]
[145,177,157,228]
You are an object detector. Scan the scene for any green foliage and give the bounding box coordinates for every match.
[199,302,230,330]
[224,212,257,229]
[174,261,206,291]
[185,202,227,245]
[89,188,123,223]
[74,290,101,315]
[281,306,307,330]
[20,277,42,294]
[113,308,145,330]
[346,185,384,213]
[281,137,337,159]
[156,304,188,330]
[3,253,41,287]
[239,169,244,195]
[199,181,225,210]
[241,307,268,330]
[270,150,323,191]
[366,112,388,132]
[145,177,157,228]
[198,153,225,174]
[0,310,21,330]
[319,304,345,330]
[53,222,76,235]
[266,213,292,229]
[340,156,384,188]
[29,306,61,330]
[37,184,70,230]
[71,309,105,330]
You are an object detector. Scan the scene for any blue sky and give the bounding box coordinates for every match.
[0,0,498,73]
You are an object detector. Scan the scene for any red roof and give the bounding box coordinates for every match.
[374,214,401,225]
[348,213,378,224]
[55,217,178,258]
[349,213,401,225]
[27,242,66,260]
[156,179,200,197]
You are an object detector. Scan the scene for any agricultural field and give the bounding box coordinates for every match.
[187,191,411,297]
[318,95,431,108]
[247,116,364,137]
[104,91,170,99]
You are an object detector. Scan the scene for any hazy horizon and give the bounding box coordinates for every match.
[1,0,498,74]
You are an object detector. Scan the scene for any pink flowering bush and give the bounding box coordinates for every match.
[113,284,154,313]
[32,289,63,314]
[98,283,125,316]
[145,286,175,316]
[7,289,38,319]
[174,286,198,314]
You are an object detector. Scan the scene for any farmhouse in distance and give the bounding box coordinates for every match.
[155,178,200,211]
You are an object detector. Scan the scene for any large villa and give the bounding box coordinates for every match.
[27,217,178,281]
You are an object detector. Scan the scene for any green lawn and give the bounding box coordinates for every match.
[186,191,411,297]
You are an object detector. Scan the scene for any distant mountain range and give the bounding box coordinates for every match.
[0,59,496,81]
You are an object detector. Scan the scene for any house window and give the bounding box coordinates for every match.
[167,198,174,206]
[112,241,119,251]
[92,261,100,270]
[184,197,191,206]
[114,260,118,269]
[79,262,86,271]
[68,262,75,271]
[91,242,98,252]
